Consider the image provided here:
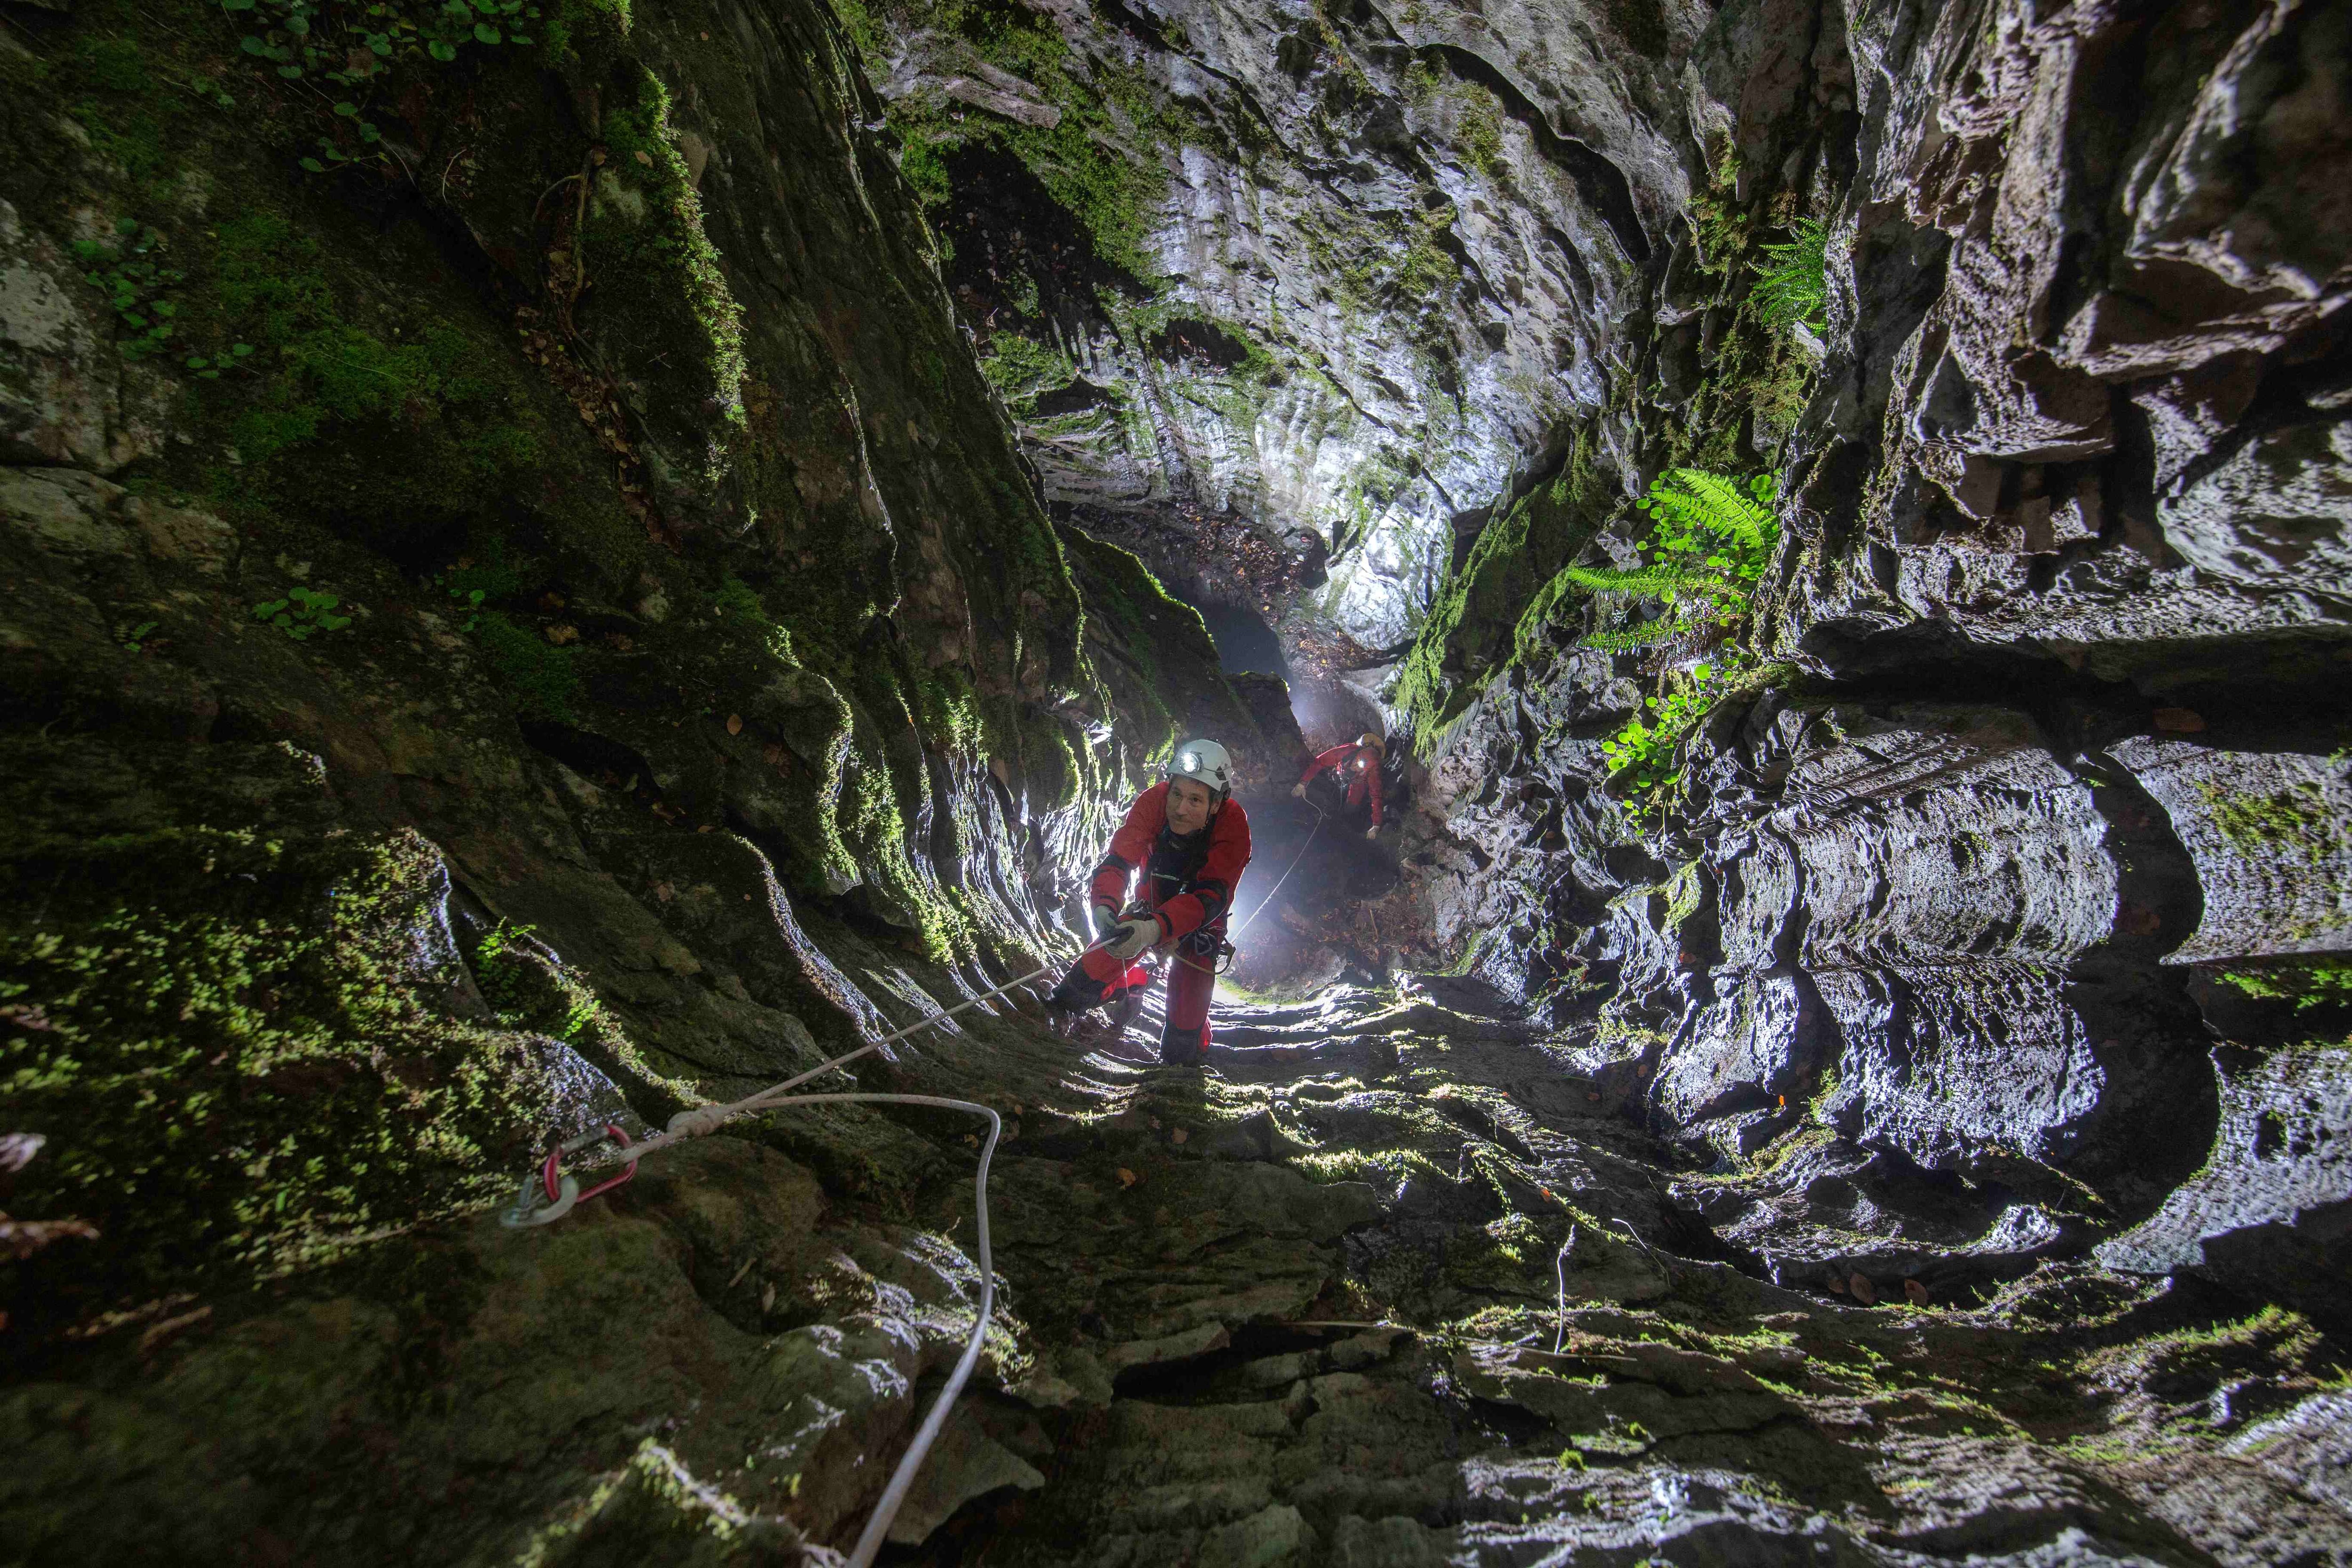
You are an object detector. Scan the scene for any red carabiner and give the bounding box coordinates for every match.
[541,1122,637,1209]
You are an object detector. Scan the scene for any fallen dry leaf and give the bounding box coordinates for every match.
[1116,1167,1138,1188]
[1170,1127,1187,1144]
[760,1281,776,1312]
[634,149,653,166]
[1903,1278,1931,1306]
[1827,1275,1848,1295]
[2153,707,2206,732]
[544,623,579,646]
[1848,1273,1877,1305]
[726,714,743,735]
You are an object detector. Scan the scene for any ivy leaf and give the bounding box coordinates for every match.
[428,39,457,60]
[185,356,209,369]
[300,156,327,172]
[334,101,358,116]
[474,23,500,42]
[278,64,304,78]
[231,342,254,356]
[357,122,381,143]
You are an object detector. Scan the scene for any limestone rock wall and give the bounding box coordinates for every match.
[0,0,1282,1520]
[843,0,1732,655]
[1399,0,2351,1319]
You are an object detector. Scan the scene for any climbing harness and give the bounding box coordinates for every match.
[1163,803,1324,979]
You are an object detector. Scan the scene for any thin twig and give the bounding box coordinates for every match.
[532,170,583,224]
[439,142,474,204]
[1553,1225,1579,1353]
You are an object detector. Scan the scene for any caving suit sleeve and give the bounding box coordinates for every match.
[1299,745,1350,787]
[1150,803,1251,942]
[1088,785,1166,916]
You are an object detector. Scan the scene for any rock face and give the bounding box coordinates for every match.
[1775,0,2352,679]
[6,0,2352,1561]
[842,0,1712,655]
[1395,0,2351,1312]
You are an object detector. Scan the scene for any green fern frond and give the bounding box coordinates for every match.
[1643,468,1774,552]
[1565,565,1692,598]
[1581,617,1683,652]
[1752,218,1828,331]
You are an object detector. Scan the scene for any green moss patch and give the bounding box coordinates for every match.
[1,827,564,1328]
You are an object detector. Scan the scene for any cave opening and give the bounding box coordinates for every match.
[1166,586,1289,681]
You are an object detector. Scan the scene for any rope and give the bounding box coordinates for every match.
[1553,1225,1579,1354]
[1164,803,1322,978]
[1229,806,1323,941]
[499,794,1336,1550]
[741,1092,1002,1568]
[550,948,1087,1183]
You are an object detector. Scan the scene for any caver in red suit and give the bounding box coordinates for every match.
[1044,752,1251,1066]
[1297,736,1385,830]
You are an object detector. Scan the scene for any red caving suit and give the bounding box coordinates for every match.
[1299,742,1384,827]
[1049,782,1252,1063]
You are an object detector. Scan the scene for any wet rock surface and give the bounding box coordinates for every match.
[4,0,2352,1560]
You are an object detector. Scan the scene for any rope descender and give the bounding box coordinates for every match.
[501,1122,637,1229]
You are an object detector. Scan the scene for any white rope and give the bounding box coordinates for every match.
[1227,807,1323,941]
[620,950,1079,1163]
[742,1092,1002,1568]
[501,797,1334,1552]
[1161,806,1327,981]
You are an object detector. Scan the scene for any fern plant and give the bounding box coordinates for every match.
[1566,467,1778,651]
[1752,218,1828,331]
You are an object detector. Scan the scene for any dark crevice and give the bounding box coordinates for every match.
[1416,44,1650,264]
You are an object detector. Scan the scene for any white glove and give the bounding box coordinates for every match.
[1091,904,1121,941]
[1291,782,1307,799]
[1365,825,1379,840]
[1106,917,1159,962]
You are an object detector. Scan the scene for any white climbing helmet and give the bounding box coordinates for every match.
[1167,738,1235,801]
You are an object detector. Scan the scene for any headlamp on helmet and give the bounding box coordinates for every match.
[1166,738,1235,801]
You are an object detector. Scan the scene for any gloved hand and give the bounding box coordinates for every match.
[1105,916,1159,962]
[1091,903,1121,941]
[1365,825,1380,841]
[1291,782,1307,799]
